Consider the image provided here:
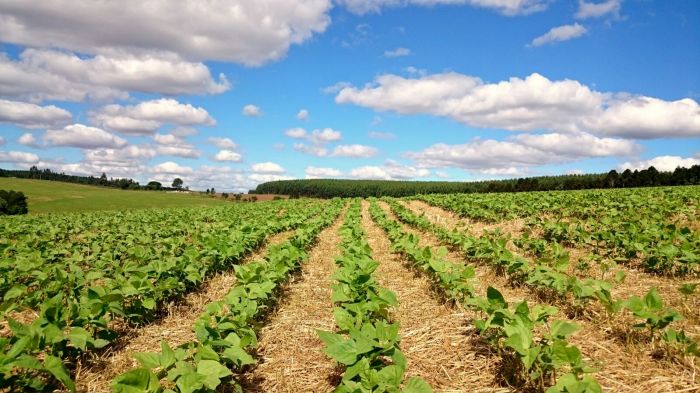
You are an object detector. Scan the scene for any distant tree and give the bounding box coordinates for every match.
[172,177,183,189]
[210,187,216,195]
[99,172,108,185]
[0,190,28,215]
[234,193,241,201]
[222,192,229,199]
[250,195,258,202]
[205,188,210,194]
[146,181,162,190]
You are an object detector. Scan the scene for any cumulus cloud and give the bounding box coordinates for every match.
[335,72,700,139]
[338,0,550,16]
[293,143,328,157]
[242,104,263,117]
[405,132,639,174]
[331,144,378,158]
[531,23,587,47]
[0,1,332,66]
[208,137,238,149]
[44,124,127,148]
[152,161,194,176]
[0,98,72,128]
[17,133,39,148]
[0,49,229,103]
[285,127,343,153]
[251,161,285,174]
[305,166,342,178]
[296,109,309,121]
[384,47,411,57]
[575,0,622,19]
[0,150,39,164]
[618,155,700,172]
[349,160,430,180]
[213,150,243,162]
[91,98,215,135]
[152,133,201,158]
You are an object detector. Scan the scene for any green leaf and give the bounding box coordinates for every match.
[111,368,161,393]
[69,327,91,351]
[134,352,161,369]
[196,359,232,390]
[44,356,76,393]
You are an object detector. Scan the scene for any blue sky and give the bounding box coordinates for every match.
[0,0,698,191]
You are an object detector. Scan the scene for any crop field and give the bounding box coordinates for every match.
[0,178,226,214]
[1,186,698,393]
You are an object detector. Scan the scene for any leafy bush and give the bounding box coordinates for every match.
[0,189,28,215]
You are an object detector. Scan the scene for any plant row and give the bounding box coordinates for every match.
[0,200,325,392]
[109,199,345,393]
[385,199,699,361]
[369,200,601,393]
[317,199,432,393]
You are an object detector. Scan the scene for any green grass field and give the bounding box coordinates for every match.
[0,178,226,214]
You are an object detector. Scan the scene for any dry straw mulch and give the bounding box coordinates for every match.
[362,200,513,392]
[74,230,295,393]
[403,200,700,392]
[240,208,347,392]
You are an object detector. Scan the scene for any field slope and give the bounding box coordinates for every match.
[0,178,225,214]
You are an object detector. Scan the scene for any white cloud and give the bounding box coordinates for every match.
[384,47,411,57]
[17,133,39,148]
[208,137,238,149]
[322,81,353,94]
[152,161,194,176]
[91,98,215,135]
[242,104,263,117]
[293,143,328,157]
[0,150,39,164]
[251,161,285,174]
[618,155,700,172]
[435,171,449,178]
[331,144,378,158]
[296,109,309,121]
[285,127,308,139]
[0,98,72,128]
[213,149,243,162]
[0,136,4,146]
[338,0,550,16]
[84,145,157,166]
[335,72,700,139]
[531,23,587,47]
[349,160,429,180]
[0,49,229,103]
[152,133,201,158]
[0,1,332,66]
[171,126,198,137]
[248,173,294,183]
[305,166,342,178]
[44,124,128,148]
[309,128,342,144]
[368,131,396,140]
[405,132,639,174]
[285,127,343,155]
[575,0,622,19]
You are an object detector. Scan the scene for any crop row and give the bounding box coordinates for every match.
[0,199,326,392]
[316,199,432,392]
[416,187,700,275]
[108,199,345,393]
[369,200,602,392]
[384,198,698,359]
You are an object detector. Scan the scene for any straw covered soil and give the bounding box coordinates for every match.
[399,200,700,392]
[74,229,295,393]
[362,200,514,392]
[240,207,346,392]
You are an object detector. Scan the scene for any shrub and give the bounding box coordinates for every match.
[0,190,28,215]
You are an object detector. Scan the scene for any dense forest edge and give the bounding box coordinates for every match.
[253,165,700,198]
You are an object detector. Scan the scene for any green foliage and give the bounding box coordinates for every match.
[317,200,432,392]
[0,189,28,215]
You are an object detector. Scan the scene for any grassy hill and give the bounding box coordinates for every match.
[0,178,226,214]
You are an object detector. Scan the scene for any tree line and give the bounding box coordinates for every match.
[0,166,187,191]
[253,165,700,198]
